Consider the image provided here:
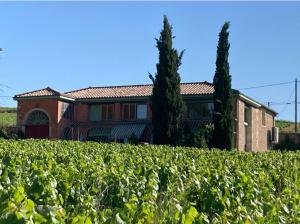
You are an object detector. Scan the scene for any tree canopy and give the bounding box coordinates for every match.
[151,15,184,146]
[211,22,234,150]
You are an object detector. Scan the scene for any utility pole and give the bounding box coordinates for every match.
[295,78,298,133]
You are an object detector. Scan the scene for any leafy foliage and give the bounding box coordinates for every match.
[0,127,19,139]
[151,15,184,146]
[128,133,138,145]
[0,109,17,139]
[181,124,213,148]
[0,140,299,223]
[212,22,234,150]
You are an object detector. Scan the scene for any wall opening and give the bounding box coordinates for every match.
[25,110,50,139]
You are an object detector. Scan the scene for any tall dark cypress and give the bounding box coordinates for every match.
[212,22,234,150]
[151,15,184,146]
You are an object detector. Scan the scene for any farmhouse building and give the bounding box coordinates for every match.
[14,82,277,151]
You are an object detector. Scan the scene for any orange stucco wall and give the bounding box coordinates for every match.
[17,100,152,140]
[17,99,59,138]
[16,97,275,151]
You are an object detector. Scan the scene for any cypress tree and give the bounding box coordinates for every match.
[150,15,184,146]
[212,22,234,150]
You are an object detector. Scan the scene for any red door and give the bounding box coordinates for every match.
[25,125,49,139]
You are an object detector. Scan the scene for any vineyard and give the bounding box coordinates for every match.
[0,112,16,127]
[0,140,299,223]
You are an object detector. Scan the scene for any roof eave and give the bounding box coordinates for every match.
[75,96,151,102]
[72,93,214,103]
[13,95,75,102]
[182,94,213,99]
[234,91,278,115]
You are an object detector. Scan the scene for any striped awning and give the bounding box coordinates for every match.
[88,127,111,137]
[182,120,213,130]
[111,124,146,140]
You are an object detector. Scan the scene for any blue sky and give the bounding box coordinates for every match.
[0,2,300,121]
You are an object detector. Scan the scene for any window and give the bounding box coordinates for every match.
[244,105,251,125]
[122,103,136,120]
[137,104,147,120]
[61,102,74,120]
[89,104,114,121]
[262,110,266,126]
[244,105,251,151]
[26,110,49,125]
[233,119,238,148]
[187,101,213,119]
[102,104,114,120]
[90,105,101,121]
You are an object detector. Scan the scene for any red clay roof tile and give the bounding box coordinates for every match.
[64,82,214,99]
[14,87,60,98]
[14,82,214,99]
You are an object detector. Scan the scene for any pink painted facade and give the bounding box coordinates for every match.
[14,83,277,151]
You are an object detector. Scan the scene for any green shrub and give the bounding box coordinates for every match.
[181,124,213,148]
[128,132,138,145]
[0,130,8,139]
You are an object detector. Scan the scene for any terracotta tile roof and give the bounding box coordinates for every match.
[14,87,60,98]
[65,82,214,99]
[14,82,214,99]
[14,82,278,114]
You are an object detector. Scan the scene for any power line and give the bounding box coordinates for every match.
[277,84,295,117]
[238,81,294,90]
[0,84,11,89]
[266,102,292,106]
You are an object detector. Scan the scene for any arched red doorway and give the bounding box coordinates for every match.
[25,110,50,139]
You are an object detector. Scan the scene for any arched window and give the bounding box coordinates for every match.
[26,110,49,125]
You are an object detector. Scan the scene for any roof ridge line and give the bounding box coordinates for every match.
[65,81,213,93]
[89,81,212,88]
[46,87,61,96]
[14,86,60,97]
[90,83,153,88]
[64,86,94,94]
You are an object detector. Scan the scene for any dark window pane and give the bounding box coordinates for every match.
[188,102,213,119]
[102,104,107,120]
[123,104,129,120]
[262,110,266,126]
[244,105,250,124]
[90,105,101,121]
[122,103,136,120]
[107,104,114,120]
[130,103,136,120]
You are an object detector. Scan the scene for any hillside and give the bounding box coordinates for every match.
[276,119,300,133]
[0,107,16,127]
